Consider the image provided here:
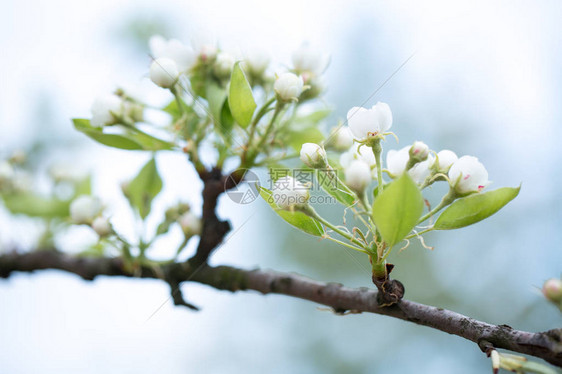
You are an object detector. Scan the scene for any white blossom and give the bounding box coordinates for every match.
[330,126,354,151]
[409,156,434,185]
[149,35,195,71]
[92,216,112,237]
[0,161,14,183]
[300,143,327,168]
[291,43,328,75]
[344,160,372,192]
[243,49,269,76]
[150,57,179,88]
[448,156,490,194]
[386,146,410,177]
[272,176,309,209]
[339,144,376,168]
[179,211,202,236]
[433,150,458,172]
[90,94,123,127]
[347,102,392,141]
[274,73,304,101]
[70,196,102,225]
[213,52,235,79]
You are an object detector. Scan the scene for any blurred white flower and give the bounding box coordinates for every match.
[243,49,270,76]
[330,126,354,151]
[292,43,329,75]
[272,176,309,209]
[0,161,14,183]
[339,144,376,168]
[300,143,327,168]
[409,156,434,185]
[179,211,202,236]
[386,146,410,177]
[149,35,195,71]
[433,150,458,172]
[542,278,562,303]
[448,156,490,194]
[70,196,102,225]
[344,160,372,192]
[90,94,123,127]
[150,57,179,88]
[347,102,392,141]
[274,73,304,101]
[213,52,235,79]
[92,216,112,237]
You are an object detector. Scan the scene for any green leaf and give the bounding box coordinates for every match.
[372,173,424,247]
[2,192,70,218]
[126,129,175,151]
[126,158,163,219]
[206,83,234,135]
[259,187,324,237]
[286,127,325,151]
[228,62,256,128]
[434,186,520,230]
[294,108,332,125]
[73,119,144,150]
[316,169,356,207]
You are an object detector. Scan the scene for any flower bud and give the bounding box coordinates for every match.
[150,57,179,88]
[274,73,304,102]
[92,216,112,237]
[448,156,490,195]
[300,143,327,168]
[432,150,458,173]
[70,196,102,225]
[243,49,269,77]
[271,176,310,210]
[409,141,429,162]
[90,94,123,127]
[347,102,392,141]
[213,52,235,79]
[344,160,372,192]
[179,211,202,236]
[542,278,562,303]
[329,126,354,151]
[386,146,410,178]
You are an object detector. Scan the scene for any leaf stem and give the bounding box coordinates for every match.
[418,188,456,224]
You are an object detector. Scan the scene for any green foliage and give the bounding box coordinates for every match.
[434,186,520,230]
[372,173,424,247]
[316,169,356,207]
[2,192,70,218]
[259,187,324,237]
[286,127,324,151]
[228,62,256,128]
[125,157,163,219]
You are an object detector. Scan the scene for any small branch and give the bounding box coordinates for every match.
[0,250,560,367]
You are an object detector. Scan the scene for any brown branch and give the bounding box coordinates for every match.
[0,250,560,367]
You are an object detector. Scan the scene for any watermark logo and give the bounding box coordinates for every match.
[225,169,261,204]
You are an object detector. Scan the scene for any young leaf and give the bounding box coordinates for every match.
[259,187,324,237]
[126,129,175,151]
[316,169,356,207]
[434,186,520,230]
[206,83,234,135]
[126,158,163,219]
[1,192,70,218]
[372,173,424,247]
[73,119,143,150]
[228,62,256,128]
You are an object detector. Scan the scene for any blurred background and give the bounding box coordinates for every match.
[1,0,561,373]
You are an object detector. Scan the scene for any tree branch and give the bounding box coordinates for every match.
[0,250,560,367]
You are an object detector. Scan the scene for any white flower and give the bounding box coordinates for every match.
[179,211,202,236]
[150,57,179,88]
[347,102,393,141]
[274,73,304,101]
[345,160,372,192]
[330,126,354,151]
[149,35,195,71]
[386,146,410,177]
[409,156,434,185]
[243,49,270,76]
[300,143,327,168]
[339,144,376,168]
[292,43,328,75]
[409,141,429,161]
[92,216,112,237]
[213,52,235,79]
[448,156,490,194]
[542,279,562,303]
[90,94,123,127]
[70,196,102,225]
[433,150,458,172]
[272,176,309,210]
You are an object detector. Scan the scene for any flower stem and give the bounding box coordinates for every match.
[301,205,367,249]
[418,188,456,224]
[371,140,384,197]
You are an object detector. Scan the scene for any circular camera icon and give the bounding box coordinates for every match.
[225,169,261,205]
